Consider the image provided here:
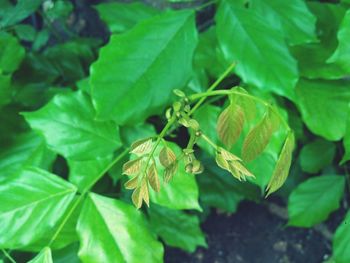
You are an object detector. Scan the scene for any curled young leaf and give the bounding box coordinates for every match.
[216,150,254,181]
[266,131,295,196]
[122,157,143,176]
[242,108,280,162]
[148,162,160,192]
[217,103,245,148]
[130,138,153,156]
[159,146,176,168]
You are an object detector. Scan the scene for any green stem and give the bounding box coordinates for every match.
[141,115,177,177]
[189,62,236,116]
[1,249,16,263]
[189,89,291,131]
[201,133,219,150]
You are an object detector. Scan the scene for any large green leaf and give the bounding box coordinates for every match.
[0,0,42,27]
[327,10,350,71]
[0,167,77,249]
[0,73,10,106]
[149,142,201,211]
[90,10,198,125]
[28,247,53,263]
[333,212,350,263]
[68,156,112,192]
[216,0,298,100]
[299,139,335,173]
[288,175,345,227]
[250,0,317,45]
[95,2,158,33]
[296,78,350,141]
[77,193,163,263]
[0,132,55,177]
[0,32,25,73]
[23,91,121,161]
[149,205,207,252]
[291,3,348,79]
[341,104,350,164]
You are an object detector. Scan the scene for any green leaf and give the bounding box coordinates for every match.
[68,155,112,192]
[288,175,345,227]
[333,212,350,263]
[149,142,201,211]
[14,24,36,42]
[242,109,279,162]
[77,193,163,263]
[341,105,350,164]
[216,0,298,100]
[28,247,53,263]
[0,32,25,73]
[217,103,245,148]
[0,0,42,28]
[291,3,348,79]
[45,0,73,21]
[296,78,350,141]
[250,0,317,45]
[0,73,11,106]
[95,2,158,33]
[266,131,295,196]
[0,167,77,249]
[0,132,56,177]
[327,10,350,71]
[149,205,207,252]
[299,139,335,173]
[194,105,220,156]
[23,91,122,161]
[90,10,198,125]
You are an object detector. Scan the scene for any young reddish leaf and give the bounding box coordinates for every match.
[266,131,295,196]
[231,87,256,121]
[217,104,244,148]
[148,162,160,192]
[124,176,139,190]
[132,187,142,209]
[159,147,176,168]
[141,178,149,207]
[122,158,143,176]
[130,138,153,156]
[164,162,178,183]
[242,109,280,162]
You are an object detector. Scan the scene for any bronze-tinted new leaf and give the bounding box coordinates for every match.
[132,187,142,209]
[242,109,280,162]
[219,148,241,161]
[266,131,295,196]
[130,138,153,156]
[148,162,160,192]
[164,162,178,183]
[217,103,244,148]
[231,87,256,121]
[122,157,143,176]
[140,178,149,207]
[124,176,139,190]
[159,146,176,168]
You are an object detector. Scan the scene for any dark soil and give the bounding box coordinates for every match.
[165,200,334,263]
